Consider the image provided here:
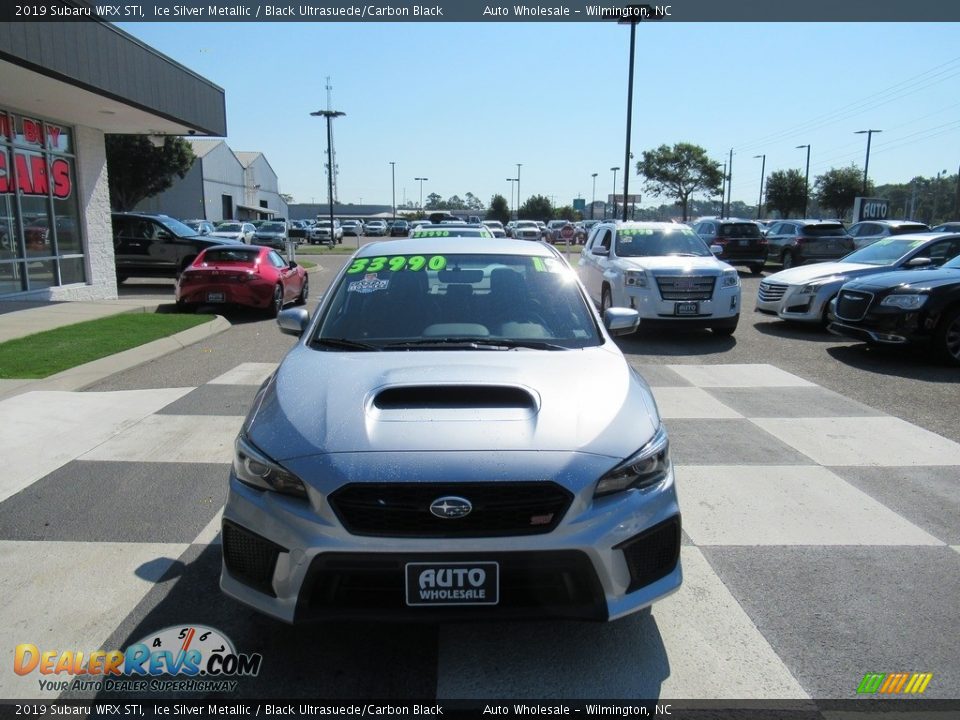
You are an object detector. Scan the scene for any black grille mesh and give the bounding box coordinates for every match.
[222,521,285,596]
[329,482,573,537]
[616,515,681,593]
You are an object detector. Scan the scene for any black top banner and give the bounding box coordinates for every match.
[3,0,960,22]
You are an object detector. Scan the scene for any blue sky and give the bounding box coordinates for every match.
[118,21,960,211]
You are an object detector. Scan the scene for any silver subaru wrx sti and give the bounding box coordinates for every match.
[221,237,682,623]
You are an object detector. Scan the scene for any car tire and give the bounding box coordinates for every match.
[934,306,960,366]
[781,251,795,270]
[295,276,309,306]
[601,286,612,315]
[175,300,195,314]
[749,263,764,275]
[268,284,284,318]
[711,316,739,336]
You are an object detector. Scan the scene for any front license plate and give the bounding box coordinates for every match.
[206,292,225,303]
[676,301,699,316]
[738,239,749,246]
[405,562,499,606]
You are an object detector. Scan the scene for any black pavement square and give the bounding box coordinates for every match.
[665,418,813,465]
[155,384,260,416]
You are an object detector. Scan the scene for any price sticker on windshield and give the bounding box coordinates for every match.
[346,255,448,274]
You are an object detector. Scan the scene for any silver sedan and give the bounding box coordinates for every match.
[221,237,682,623]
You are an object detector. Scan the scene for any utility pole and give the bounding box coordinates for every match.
[389,162,396,221]
[591,172,598,220]
[325,77,340,205]
[726,148,733,219]
[719,162,726,217]
[796,144,811,218]
[855,129,882,195]
[516,163,522,217]
[610,167,620,219]
[310,109,346,245]
[753,154,766,220]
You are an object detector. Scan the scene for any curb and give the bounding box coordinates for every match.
[0,314,232,400]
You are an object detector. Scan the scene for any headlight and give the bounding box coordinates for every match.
[721,270,740,288]
[233,434,308,499]
[624,270,647,287]
[880,294,928,310]
[798,276,843,295]
[594,425,670,497]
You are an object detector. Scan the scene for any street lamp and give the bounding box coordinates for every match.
[591,173,598,220]
[616,11,642,222]
[932,168,948,224]
[753,154,766,220]
[610,167,620,219]
[516,163,522,217]
[389,162,396,221]
[796,144,811,218]
[414,177,428,212]
[506,178,517,218]
[855,129,882,195]
[309,109,345,242]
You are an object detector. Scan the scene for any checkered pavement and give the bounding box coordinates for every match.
[1,362,958,701]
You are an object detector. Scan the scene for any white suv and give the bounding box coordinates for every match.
[578,221,741,335]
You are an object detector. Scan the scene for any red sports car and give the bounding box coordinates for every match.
[175,245,308,315]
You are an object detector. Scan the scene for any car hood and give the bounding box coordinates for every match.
[616,256,727,274]
[209,231,243,239]
[246,344,659,462]
[764,261,880,285]
[845,267,960,291]
[255,231,285,237]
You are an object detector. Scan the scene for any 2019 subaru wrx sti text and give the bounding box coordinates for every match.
[221,237,682,623]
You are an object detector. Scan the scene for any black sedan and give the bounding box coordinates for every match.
[829,253,960,365]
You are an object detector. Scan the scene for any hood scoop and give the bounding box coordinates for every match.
[369,384,539,422]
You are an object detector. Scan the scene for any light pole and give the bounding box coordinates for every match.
[932,168,948,224]
[753,154,766,220]
[591,172,598,220]
[796,144,811,218]
[719,162,726,217]
[616,13,640,222]
[516,163,522,217]
[610,167,620,219]
[414,177,428,213]
[506,178,517,219]
[855,129,882,195]
[389,162,396,221]
[310,109,345,245]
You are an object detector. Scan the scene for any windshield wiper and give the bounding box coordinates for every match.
[384,338,567,351]
[313,337,381,351]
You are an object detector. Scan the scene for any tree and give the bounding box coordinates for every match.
[487,194,509,225]
[424,192,444,210]
[518,194,553,221]
[464,192,485,212]
[764,169,807,219]
[105,135,196,211]
[554,205,577,221]
[815,165,865,220]
[636,142,723,221]
[447,195,466,210]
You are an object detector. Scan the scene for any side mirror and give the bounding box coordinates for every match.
[288,260,298,268]
[710,244,723,255]
[906,256,933,267]
[592,246,610,257]
[277,308,309,336]
[603,307,640,336]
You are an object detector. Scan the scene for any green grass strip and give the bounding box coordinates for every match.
[0,312,215,379]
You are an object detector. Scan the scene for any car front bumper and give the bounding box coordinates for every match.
[616,284,740,323]
[221,453,682,624]
[755,281,837,323]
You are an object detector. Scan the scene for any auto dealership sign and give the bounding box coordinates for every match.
[0,113,73,199]
[852,197,890,223]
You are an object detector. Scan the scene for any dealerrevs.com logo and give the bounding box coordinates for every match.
[14,625,263,693]
[857,672,933,695]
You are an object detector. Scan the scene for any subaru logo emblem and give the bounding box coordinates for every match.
[429,496,472,519]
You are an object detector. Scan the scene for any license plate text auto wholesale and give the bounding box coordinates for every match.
[405,562,499,606]
[675,302,699,316]
[207,292,225,302]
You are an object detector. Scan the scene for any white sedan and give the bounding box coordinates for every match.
[210,221,257,244]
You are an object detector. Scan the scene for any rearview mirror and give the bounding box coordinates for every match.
[603,307,640,336]
[710,244,723,255]
[592,247,610,257]
[277,308,309,336]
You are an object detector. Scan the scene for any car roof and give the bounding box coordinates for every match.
[594,220,695,230]
[852,219,930,227]
[873,231,960,244]
[356,236,559,258]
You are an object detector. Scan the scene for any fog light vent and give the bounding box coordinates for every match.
[615,515,681,593]
[222,521,286,597]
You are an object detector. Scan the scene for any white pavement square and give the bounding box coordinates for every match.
[667,364,816,388]
[436,548,808,700]
[677,466,943,546]
[80,414,245,464]
[650,387,744,419]
[207,363,278,386]
[752,416,960,466]
[0,539,189,698]
[0,388,194,504]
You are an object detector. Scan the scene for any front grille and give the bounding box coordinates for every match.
[758,281,787,302]
[656,275,716,301]
[329,482,573,538]
[222,521,286,596]
[297,550,607,621]
[615,515,681,593]
[835,289,874,321]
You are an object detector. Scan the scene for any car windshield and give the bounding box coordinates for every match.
[615,228,712,257]
[411,227,493,238]
[200,248,261,264]
[842,237,931,265]
[517,221,538,228]
[890,224,931,235]
[157,216,201,237]
[260,223,285,232]
[314,252,599,349]
[216,223,242,232]
[801,224,847,237]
